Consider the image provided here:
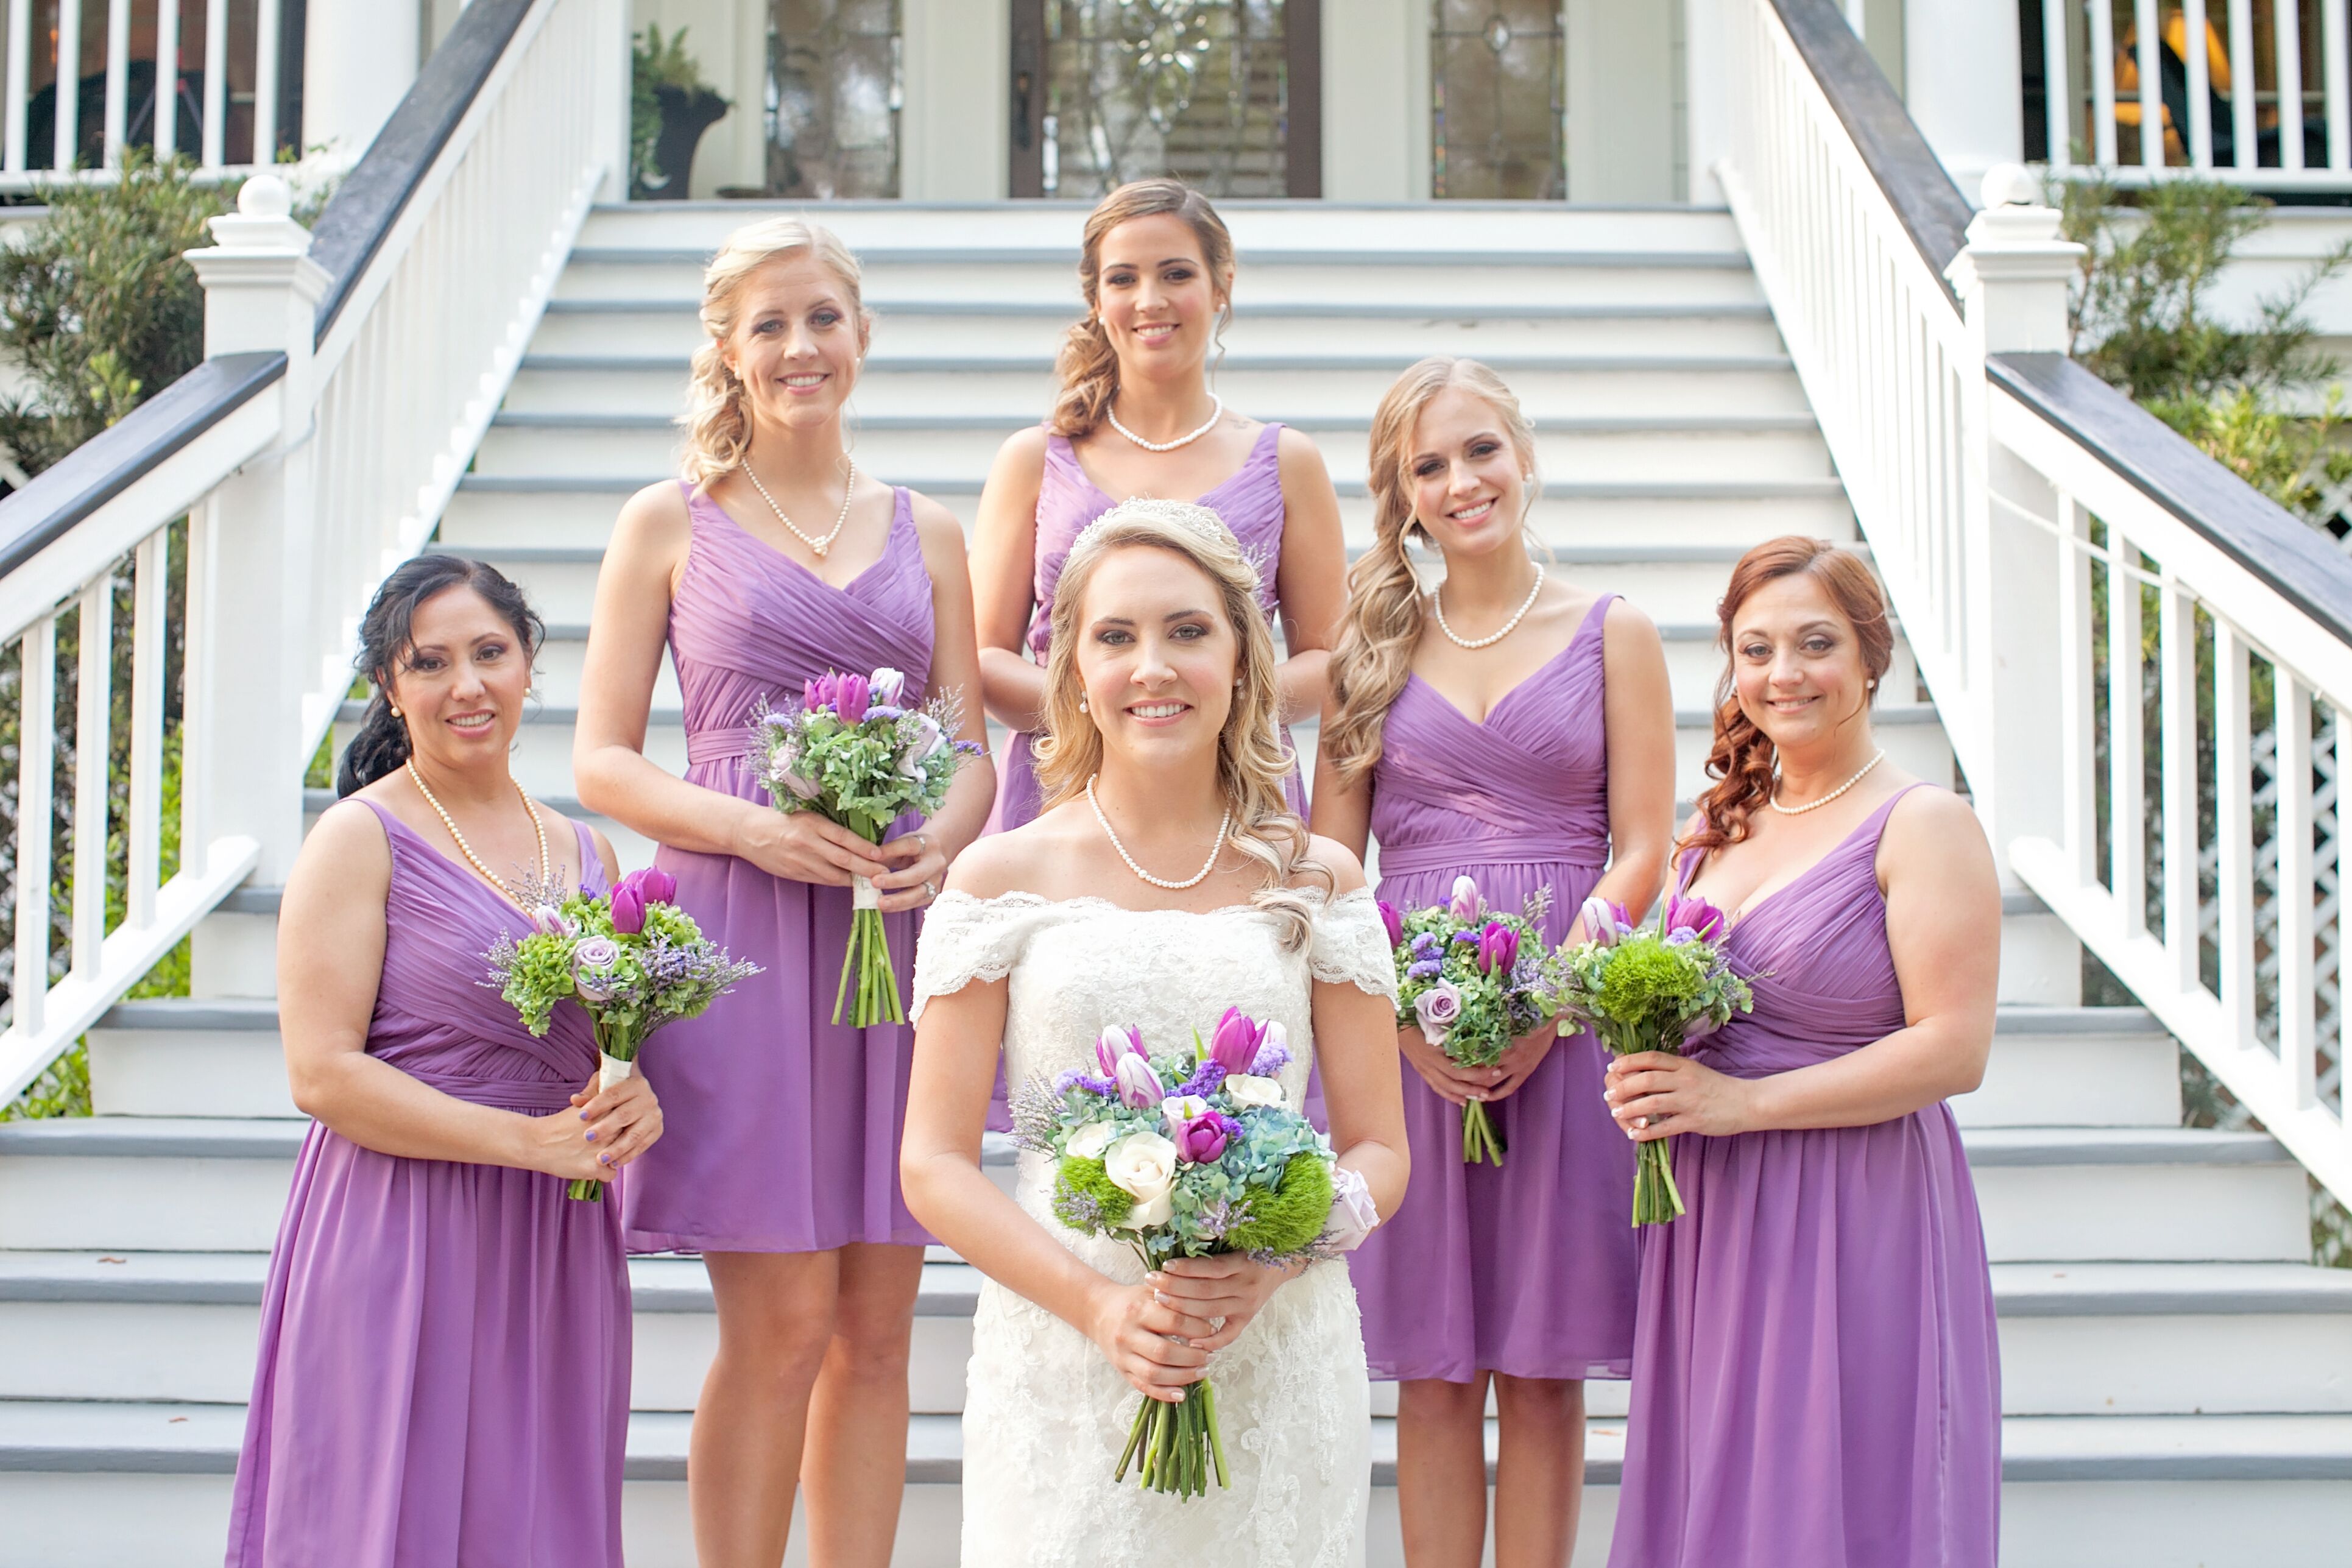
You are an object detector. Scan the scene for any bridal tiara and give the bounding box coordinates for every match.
[1072,495,1240,555]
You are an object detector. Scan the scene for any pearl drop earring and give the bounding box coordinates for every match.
[389,705,401,718]
[1078,697,1088,713]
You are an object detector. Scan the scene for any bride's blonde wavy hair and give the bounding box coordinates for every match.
[1033,498,1329,948]
[1050,179,1235,439]
[1324,356,1542,788]
[677,216,872,489]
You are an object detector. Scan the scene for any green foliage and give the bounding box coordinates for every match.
[1054,1155,1135,1229]
[1221,1152,1332,1254]
[631,26,722,191]
[0,152,231,478]
[0,1041,89,1121]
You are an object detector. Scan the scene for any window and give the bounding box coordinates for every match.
[766,0,903,199]
[1431,1,1566,199]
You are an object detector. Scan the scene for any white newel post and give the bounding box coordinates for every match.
[1945,163,2088,1005]
[182,177,328,1000]
[588,0,630,202]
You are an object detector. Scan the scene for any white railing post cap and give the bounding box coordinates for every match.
[199,174,314,258]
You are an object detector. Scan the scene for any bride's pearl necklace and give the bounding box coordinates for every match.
[1432,563,1545,651]
[1088,775,1231,890]
[1768,747,1886,814]
[1106,394,1224,453]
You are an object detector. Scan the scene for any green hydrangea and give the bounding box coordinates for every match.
[1223,1153,1332,1254]
[1589,938,1708,1030]
[1053,1156,1134,1231]
[496,933,578,1036]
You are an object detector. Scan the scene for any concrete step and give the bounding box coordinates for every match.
[524,298,1794,360]
[2,1398,2346,1568]
[7,1247,2344,1419]
[470,411,1836,488]
[501,356,1815,422]
[1951,1006,2183,1129]
[0,1112,2300,1262]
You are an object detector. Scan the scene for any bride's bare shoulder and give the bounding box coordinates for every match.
[944,807,1094,901]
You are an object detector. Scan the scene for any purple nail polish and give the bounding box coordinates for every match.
[579,1110,589,1120]
[585,1131,596,1142]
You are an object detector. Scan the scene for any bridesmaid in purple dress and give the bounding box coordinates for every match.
[1603,537,2002,1568]
[1315,358,1673,1566]
[969,177,1347,830]
[231,556,655,1567]
[572,219,994,1568]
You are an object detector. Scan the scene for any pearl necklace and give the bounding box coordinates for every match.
[405,759,549,900]
[1087,775,1231,890]
[1768,747,1887,815]
[1432,563,1545,650]
[1106,394,1224,453]
[742,458,858,559]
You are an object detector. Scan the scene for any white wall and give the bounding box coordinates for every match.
[1566,0,1678,203]
[901,0,1009,200]
[1323,0,1432,202]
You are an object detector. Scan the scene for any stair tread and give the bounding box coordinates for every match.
[487,409,1823,435]
[9,1249,2344,1316]
[451,474,1851,500]
[540,297,1780,321]
[563,245,1756,269]
[4,1400,2346,1481]
[518,351,1799,375]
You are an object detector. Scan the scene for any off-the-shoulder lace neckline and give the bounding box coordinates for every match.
[930,886,1375,920]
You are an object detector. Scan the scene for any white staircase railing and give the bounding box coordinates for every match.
[0,0,624,1105]
[1723,0,2352,1207]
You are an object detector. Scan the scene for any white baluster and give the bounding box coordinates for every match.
[2186,0,2217,166]
[4,0,28,172]
[69,577,111,976]
[54,0,80,171]
[125,528,166,931]
[2109,524,2148,938]
[2279,674,2318,1107]
[2214,620,2255,1042]
[2043,0,2072,168]
[2276,0,2306,172]
[255,0,281,166]
[2328,0,2350,169]
[2161,578,2201,989]
[2057,492,2097,881]
[2136,0,2164,169]
[13,615,55,1033]
[154,0,178,160]
[102,0,126,166]
[200,0,225,168]
[2091,0,2121,166]
[2227,0,2257,171]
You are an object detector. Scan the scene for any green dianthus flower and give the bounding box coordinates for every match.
[1223,1153,1333,1254]
[1053,1156,1134,1231]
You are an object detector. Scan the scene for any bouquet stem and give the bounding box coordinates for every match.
[568,1045,637,1202]
[1118,1382,1226,1499]
[1631,1135,1686,1226]
[830,833,908,1027]
[1460,1100,1506,1167]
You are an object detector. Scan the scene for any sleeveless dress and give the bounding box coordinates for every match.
[1349,594,1636,1383]
[913,888,1396,1568]
[990,423,1306,831]
[1608,785,2002,1568]
[621,481,936,1254]
[227,802,624,1568]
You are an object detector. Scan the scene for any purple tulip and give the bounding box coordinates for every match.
[1475,921,1520,976]
[1113,1052,1164,1111]
[1681,1011,1726,1042]
[528,904,573,938]
[1095,1024,1144,1076]
[1665,892,1728,942]
[1174,1114,1228,1165]
[1449,875,1481,921]
[1578,895,1628,947]
[1209,1006,1268,1075]
[1377,899,1404,949]
[609,880,648,936]
[869,666,908,707]
[835,673,870,725]
[804,673,835,713]
[637,866,677,905]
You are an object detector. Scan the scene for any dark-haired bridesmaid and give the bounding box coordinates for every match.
[1605,537,2002,1568]
[229,556,657,1567]
[1314,357,1671,1567]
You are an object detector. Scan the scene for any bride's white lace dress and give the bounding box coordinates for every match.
[912,887,1397,1568]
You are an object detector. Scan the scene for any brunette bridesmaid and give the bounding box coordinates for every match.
[230,557,654,1566]
[1604,537,2002,1567]
[969,176,1347,827]
[1313,358,1672,1566]
[571,218,994,1568]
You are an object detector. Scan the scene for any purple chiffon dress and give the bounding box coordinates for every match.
[1348,593,1637,1383]
[1608,784,2001,1568]
[989,422,1305,830]
[621,482,934,1254]
[227,802,625,1568]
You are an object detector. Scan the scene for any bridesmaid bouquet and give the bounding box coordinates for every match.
[484,867,760,1199]
[756,667,981,1026]
[1555,892,1753,1226]
[1383,877,1566,1167]
[1009,1008,1378,1501]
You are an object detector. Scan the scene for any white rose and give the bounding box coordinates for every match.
[1064,1121,1117,1160]
[1222,1073,1285,1109]
[1160,1094,1211,1140]
[1103,1131,1179,1230]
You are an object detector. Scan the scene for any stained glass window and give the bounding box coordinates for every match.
[1039,1,1294,198]
[1431,1,1566,200]
[766,0,903,199]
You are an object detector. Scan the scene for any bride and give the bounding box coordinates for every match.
[902,498,1409,1565]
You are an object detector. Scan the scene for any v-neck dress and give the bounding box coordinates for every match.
[620,481,936,1255]
[989,422,1304,830]
[1347,593,1637,1382]
[227,801,626,1568]
[1608,785,2001,1568]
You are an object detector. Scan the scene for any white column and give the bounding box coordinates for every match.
[902,0,1009,199]
[1684,0,1729,203]
[181,177,328,999]
[1566,0,1677,202]
[1946,164,2089,1005]
[1323,0,1430,201]
[302,0,421,166]
[1904,0,2024,192]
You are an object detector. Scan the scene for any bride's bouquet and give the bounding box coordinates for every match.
[1383,876,1566,1167]
[1555,892,1753,1226]
[1011,1008,1377,1500]
[757,667,980,1026]
[484,867,760,1199]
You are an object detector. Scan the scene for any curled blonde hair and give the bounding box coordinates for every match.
[678,216,872,487]
[1324,356,1542,789]
[1033,498,1329,948]
[1051,178,1236,440]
